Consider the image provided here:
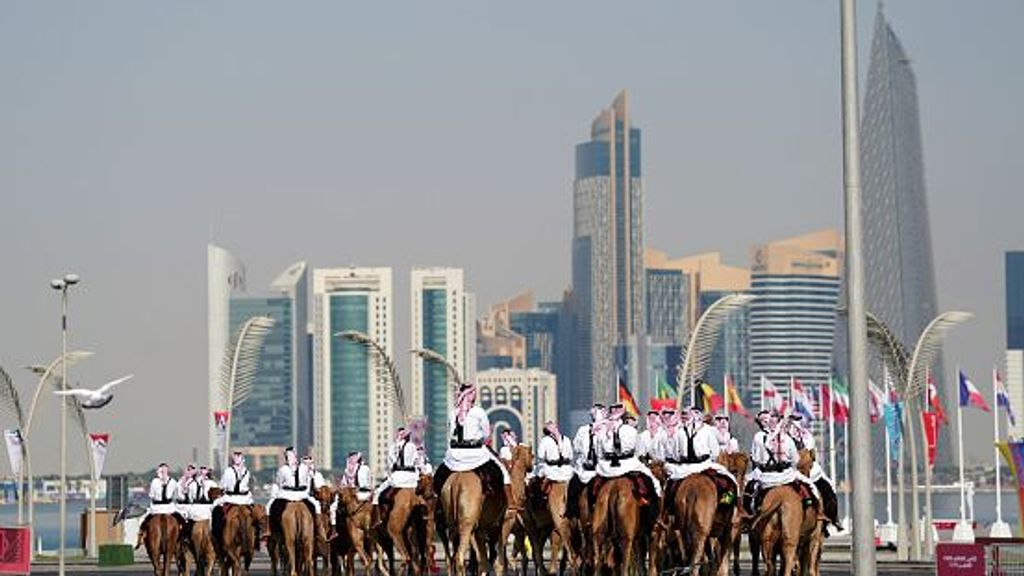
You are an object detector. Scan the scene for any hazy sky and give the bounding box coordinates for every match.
[1,1,1021,473]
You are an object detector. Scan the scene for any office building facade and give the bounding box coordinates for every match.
[313,267,394,474]
[473,368,557,450]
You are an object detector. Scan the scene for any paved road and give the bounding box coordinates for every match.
[28,559,936,576]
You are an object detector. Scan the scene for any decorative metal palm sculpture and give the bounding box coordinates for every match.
[411,347,464,396]
[219,315,276,466]
[338,330,408,422]
[676,293,756,403]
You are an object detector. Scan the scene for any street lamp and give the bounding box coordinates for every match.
[50,273,78,576]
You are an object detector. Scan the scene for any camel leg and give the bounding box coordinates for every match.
[589,492,609,571]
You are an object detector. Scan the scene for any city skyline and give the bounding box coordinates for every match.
[1,2,1021,473]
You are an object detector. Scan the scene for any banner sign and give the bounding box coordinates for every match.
[921,412,938,467]
[935,543,985,576]
[2,430,23,478]
[883,402,903,461]
[89,433,109,481]
[214,411,230,462]
[0,526,30,574]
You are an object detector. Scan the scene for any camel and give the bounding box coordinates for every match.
[179,518,217,576]
[334,486,376,575]
[522,476,577,576]
[275,500,316,576]
[375,484,430,576]
[750,450,823,576]
[218,503,259,576]
[499,445,533,576]
[590,477,645,576]
[717,452,749,576]
[436,462,509,576]
[143,513,180,576]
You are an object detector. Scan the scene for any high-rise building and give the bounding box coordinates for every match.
[572,90,645,420]
[861,7,939,365]
[227,262,310,469]
[207,244,247,465]
[645,268,689,346]
[473,368,557,450]
[477,292,532,370]
[509,303,561,373]
[312,267,394,475]
[411,268,475,462]
[748,230,842,406]
[1006,252,1024,438]
[645,249,751,403]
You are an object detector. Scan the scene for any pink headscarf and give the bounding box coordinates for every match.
[661,409,680,433]
[595,404,624,437]
[284,447,298,468]
[645,411,661,434]
[395,427,409,441]
[232,451,245,469]
[714,414,730,434]
[408,418,427,447]
[180,464,196,485]
[198,466,210,481]
[343,452,362,487]
[501,429,518,448]
[544,421,561,439]
[157,463,170,482]
[455,383,477,425]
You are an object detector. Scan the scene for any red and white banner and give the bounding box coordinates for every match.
[214,411,230,460]
[0,526,31,574]
[89,433,109,480]
[922,412,939,467]
[3,430,23,478]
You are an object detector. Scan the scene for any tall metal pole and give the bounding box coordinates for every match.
[840,0,876,572]
[59,287,68,576]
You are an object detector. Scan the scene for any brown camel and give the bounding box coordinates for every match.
[499,444,533,576]
[179,519,217,576]
[376,486,429,576]
[437,464,508,576]
[751,450,823,576]
[334,486,376,575]
[143,514,180,576]
[310,486,336,576]
[523,476,577,576]
[717,452,749,576]
[277,500,316,576]
[219,504,259,576]
[590,477,643,576]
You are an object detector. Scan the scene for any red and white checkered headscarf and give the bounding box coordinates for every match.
[544,421,561,439]
[342,452,362,487]
[455,383,477,425]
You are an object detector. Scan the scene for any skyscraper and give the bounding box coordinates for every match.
[312,267,394,474]
[228,262,310,469]
[572,90,644,420]
[861,7,939,359]
[411,268,475,462]
[207,244,247,465]
[1006,252,1024,438]
[749,230,842,404]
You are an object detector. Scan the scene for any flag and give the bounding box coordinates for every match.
[884,401,903,458]
[89,433,109,481]
[656,374,676,399]
[618,374,640,417]
[700,382,725,414]
[761,375,787,412]
[996,370,1017,427]
[868,379,885,424]
[651,374,678,411]
[725,376,749,418]
[791,378,815,421]
[921,412,938,467]
[959,370,990,412]
[3,430,23,478]
[820,380,832,421]
[214,410,230,463]
[927,370,949,426]
[830,377,850,424]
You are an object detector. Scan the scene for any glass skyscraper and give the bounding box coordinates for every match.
[313,268,394,474]
[572,90,644,420]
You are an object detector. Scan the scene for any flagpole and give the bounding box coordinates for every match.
[844,418,851,525]
[923,366,935,555]
[724,373,730,420]
[883,367,893,526]
[828,377,837,483]
[761,374,766,411]
[953,366,972,542]
[991,366,1011,537]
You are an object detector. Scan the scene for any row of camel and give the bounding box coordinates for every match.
[144,446,825,576]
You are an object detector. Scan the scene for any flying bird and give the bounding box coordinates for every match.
[53,374,133,409]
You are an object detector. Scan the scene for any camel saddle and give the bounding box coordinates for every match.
[702,469,738,506]
[589,472,655,507]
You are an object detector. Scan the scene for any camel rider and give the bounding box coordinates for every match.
[714,412,740,454]
[189,466,217,522]
[785,414,839,528]
[594,403,663,499]
[433,382,512,506]
[637,410,661,462]
[655,408,681,474]
[667,406,737,505]
[136,462,182,549]
[216,451,253,506]
[374,419,429,505]
[748,413,818,513]
[499,429,519,462]
[341,451,374,502]
[177,463,198,518]
[536,421,574,483]
[567,403,605,518]
[270,446,329,544]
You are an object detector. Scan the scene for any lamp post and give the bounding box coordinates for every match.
[49,273,78,576]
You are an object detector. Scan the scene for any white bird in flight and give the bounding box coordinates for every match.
[53,374,134,409]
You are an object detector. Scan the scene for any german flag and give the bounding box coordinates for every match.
[618,371,640,417]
